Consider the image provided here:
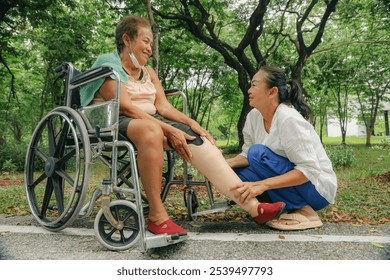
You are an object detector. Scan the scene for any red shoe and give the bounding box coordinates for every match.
[147,219,187,236]
[252,202,285,225]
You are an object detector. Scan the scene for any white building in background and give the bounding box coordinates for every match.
[327,117,366,137]
[326,102,390,137]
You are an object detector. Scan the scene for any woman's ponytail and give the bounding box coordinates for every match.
[286,79,312,120]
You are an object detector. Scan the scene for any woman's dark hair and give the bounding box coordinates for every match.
[259,65,312,120]
[115,15,151,53]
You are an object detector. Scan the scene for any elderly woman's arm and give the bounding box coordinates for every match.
[148,66,216,145]
[98,77,194,161]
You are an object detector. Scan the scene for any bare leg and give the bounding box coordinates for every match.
[127,119,168,224]
[188,138,259,216]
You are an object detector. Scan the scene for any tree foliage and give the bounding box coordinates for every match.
[0,0,389,170]
[306,0,390,145]
[151,0,339,145]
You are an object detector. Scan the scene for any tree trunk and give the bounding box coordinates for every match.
[236,71,252,147]
[146,0,159,72]
[341,131,346,145]
[366,129,372,147]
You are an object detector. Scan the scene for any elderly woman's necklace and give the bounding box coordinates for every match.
[122,64,142,80]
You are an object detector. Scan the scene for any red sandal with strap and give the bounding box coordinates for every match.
[252,202,285,225]
[147,219,188,236]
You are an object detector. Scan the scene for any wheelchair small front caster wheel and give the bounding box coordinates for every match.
[185,188,199,221]
[94,200,140,251]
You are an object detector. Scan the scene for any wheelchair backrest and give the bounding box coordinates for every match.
[55,62,121,137]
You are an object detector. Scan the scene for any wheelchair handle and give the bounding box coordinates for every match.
[54,64,65,73]
[70,66,115,86]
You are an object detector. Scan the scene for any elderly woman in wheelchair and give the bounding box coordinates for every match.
[25,15,285,251]
[81,15,285,235]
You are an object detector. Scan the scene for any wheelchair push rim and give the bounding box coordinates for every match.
[24,107,91,231]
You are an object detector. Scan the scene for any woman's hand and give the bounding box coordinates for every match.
[230,181,270,205]
[189,121,216,145]
[166,127,195,162]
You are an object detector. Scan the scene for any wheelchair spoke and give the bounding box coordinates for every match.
[119,229,126,243]
[55,170,75,190]
[52,175,64,214]
[122,211,133,223]
[47,120,57,157]
[27,172,48,191]
[122,224,139,232]
[113,205,120,220]
[120,207,139,237]
[34,147,48,163]
[100,213,109,223]
[103,227,117,241]
[54,120,70,158]
[122,211,139,231]
[98,215,117,240]
[41,178,54,217]
[56,147,76,167]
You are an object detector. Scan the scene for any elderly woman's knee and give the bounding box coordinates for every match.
[128,120,164,145]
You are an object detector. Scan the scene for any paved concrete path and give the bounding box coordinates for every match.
[0,215,389,260]
[1,215,389,280]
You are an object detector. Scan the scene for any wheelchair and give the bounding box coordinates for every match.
[24,62,232,251]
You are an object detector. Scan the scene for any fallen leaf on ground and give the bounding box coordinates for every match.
[371,242,384,248]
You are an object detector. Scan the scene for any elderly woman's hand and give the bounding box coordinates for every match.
[189,121,216,145]
[166,127,195,162]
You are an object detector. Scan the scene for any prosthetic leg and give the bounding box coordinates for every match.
[188,138,258,214]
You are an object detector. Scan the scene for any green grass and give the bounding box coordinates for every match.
[217,136,388,147]
[321,135,388,146]
[0,137,389,225]
[215,137,390,225]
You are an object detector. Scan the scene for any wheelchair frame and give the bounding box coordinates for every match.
[24,62,231,251]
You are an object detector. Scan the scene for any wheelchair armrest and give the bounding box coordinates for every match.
[164,88,181,96]
[70,66,114,87]
[164,88,188,115]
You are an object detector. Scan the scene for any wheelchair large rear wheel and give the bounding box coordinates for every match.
[24,106,91,231]
[94,200,140,251]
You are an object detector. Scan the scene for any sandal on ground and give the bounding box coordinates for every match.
[252,202,285,225]
[266,212,323,231]
[147,219,187,236]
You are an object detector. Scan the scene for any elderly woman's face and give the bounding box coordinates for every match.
[128,27,153,66]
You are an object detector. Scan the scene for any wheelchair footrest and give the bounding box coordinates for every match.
[192,201,231,217]
[145,231,189,249]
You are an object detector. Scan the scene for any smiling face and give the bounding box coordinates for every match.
[124,27,153,67]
